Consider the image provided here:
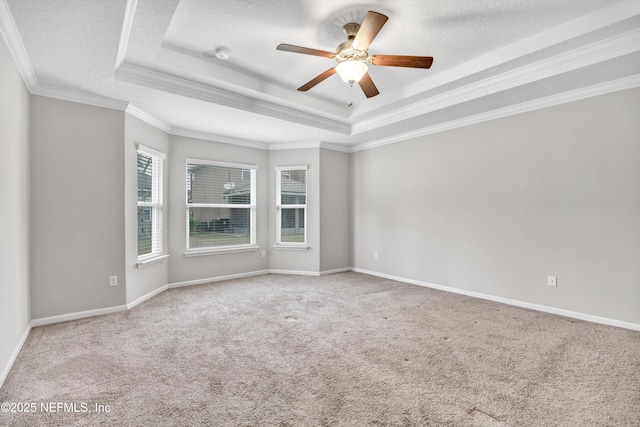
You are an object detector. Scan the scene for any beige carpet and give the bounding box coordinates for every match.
[1,272,639,426]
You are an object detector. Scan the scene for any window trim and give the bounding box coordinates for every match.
[136,144,166,263]
[185,158,258,255]
[183,246,258,257]
[275,165,308,248]
[136,254,169,268]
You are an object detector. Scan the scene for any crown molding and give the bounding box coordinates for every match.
[265,141,351,152]
[319,141,352,153]
[0,0,37,91]
[170,127,270,150]
[115,61,351,135]
[115,0,137,69]
[352,28,640,135]
[351,75,640,153]
[166,132,353,153]
[126,104,171,132]
[32,83,129,111]
[268,141,322,151]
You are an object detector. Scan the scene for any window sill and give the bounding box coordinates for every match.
[273,244,310,251]
[136,254,169,268]
[184,245,259,257]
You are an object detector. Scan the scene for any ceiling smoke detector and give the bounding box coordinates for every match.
[214,47,231,60]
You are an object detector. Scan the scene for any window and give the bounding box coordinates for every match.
[186,160,257,253]
[276,166,307,246]
[137,145,165,259]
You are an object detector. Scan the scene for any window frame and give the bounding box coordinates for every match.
[185,158,258,256]
[136,144,166,264]
[275,165,308,249]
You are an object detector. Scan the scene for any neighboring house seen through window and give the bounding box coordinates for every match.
[276,166,307,246]
[137,145,165,259]
[186,160,257,251]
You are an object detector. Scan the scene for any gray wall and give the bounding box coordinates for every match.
[168,135,269,283]
[0,34,31,383]
[124,114,169,304]
[269,148,321,273]
[351,88,640,324]
[30,96,126,318]
[319,148,351,272]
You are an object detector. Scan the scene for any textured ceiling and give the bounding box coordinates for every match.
[3,0,640,149]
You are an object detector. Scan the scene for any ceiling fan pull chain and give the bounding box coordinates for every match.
[348,83,353,108]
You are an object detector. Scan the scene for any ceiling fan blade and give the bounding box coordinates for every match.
[358,72,379,98]
[277,43,335,58]
[298,68,337,91]
[352,11,389,51]
[370,55,434,69]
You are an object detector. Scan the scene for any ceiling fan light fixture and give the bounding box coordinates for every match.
[336,61,368,85]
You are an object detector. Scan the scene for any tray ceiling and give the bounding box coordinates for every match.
[3,0,640,150]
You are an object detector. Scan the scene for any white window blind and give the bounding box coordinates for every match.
[186,160,256,250]
[137,146,164,258]
[276,166,307,245]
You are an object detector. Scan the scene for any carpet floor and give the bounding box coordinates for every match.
[1,272,639,426]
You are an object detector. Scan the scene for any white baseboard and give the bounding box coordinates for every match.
[352,268,640,332]
[168,269,270,288]
[126,285,169,310]
[30,305,128,327]
[23,267,637,347]
[0,324,31,389]
[269,269,320,276]
[169,268,350,283]
[268,267,351,276]
[319,267,352,276]
[27,270,271,330]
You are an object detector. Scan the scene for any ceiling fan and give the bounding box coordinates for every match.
[277,11,433,100]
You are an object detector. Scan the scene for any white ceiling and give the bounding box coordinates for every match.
[2,0,640,150]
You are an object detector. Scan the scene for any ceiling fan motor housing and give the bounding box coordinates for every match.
[335,43,367,63]
[336,23,368,64]
[342,22,360,39]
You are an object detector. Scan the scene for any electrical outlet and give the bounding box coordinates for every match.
[374,252,378,260]
[548,276,557,287]
[261,251,266,258]
[109,276,118,287]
